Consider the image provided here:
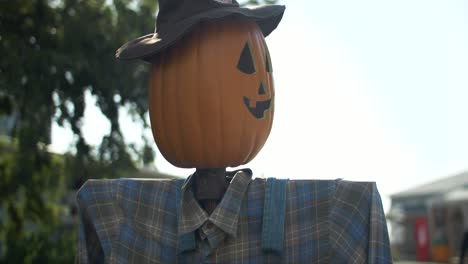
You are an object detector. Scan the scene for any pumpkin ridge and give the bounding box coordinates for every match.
[161,50,174,165]
[245,27,270,163]
[240,26,259,165]
[153,56,169,164]
[169,48,186,166]
[193,25,204,166]
[214,24,224,167]
[152,66,163,158]
[162,50,179,164]
[266,51,275,157]
[215,22,225,167]
[148,66,156,153]
[174,43,187,165]
[247,26,265,163]
[197,25,211,167]
[205,23,222,167]
[223,21,243,167]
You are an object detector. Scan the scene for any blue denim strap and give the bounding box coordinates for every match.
[262,178,288,255]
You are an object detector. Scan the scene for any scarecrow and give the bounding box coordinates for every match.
[116,0,281,214]
[77,0,392,263]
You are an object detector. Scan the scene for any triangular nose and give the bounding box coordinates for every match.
[258,82,266,95]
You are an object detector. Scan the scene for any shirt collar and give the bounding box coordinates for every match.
[178,170,252,238]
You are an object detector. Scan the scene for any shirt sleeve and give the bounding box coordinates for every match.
[76,212,90,264]
[329,180,392,264]
[367,182,392,263]
[75,180,121,264]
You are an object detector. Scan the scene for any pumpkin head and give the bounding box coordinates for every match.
[148,19,274,168]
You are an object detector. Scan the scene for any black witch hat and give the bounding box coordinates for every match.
[116,0,285,61]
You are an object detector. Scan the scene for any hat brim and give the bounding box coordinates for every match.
[116,5,285,61]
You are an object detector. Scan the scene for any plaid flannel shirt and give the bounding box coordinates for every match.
[76,171,391,263]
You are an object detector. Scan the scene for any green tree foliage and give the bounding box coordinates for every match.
[0,137,76,263]
[0,0,276,262]
[1,0,157,174]
[0,0,157,262]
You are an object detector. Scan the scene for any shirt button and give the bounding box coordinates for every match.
[206,222,214,229]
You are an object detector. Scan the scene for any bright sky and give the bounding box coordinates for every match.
[51,0,468,211]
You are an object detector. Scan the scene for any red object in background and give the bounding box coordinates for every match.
[415,217,430,261]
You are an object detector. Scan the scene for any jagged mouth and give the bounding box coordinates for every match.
[243,96,272,119]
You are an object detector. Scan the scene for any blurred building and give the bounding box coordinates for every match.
[389,170,468,263]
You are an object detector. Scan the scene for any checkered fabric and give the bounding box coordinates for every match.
[76,172,391,263]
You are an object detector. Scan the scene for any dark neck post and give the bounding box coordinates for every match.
[193,168,228,215]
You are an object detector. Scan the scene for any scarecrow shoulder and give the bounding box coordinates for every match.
[331,180,378,209]
[76,179,120,208]
[76,178,180,208]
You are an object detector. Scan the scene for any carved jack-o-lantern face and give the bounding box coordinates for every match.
[148,19,275,168]
[237,41,273,119]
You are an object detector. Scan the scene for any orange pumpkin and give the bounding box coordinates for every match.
[148,19,274,168]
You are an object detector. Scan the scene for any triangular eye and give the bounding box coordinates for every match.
[265,46,273,73]
[237,42,256,74]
